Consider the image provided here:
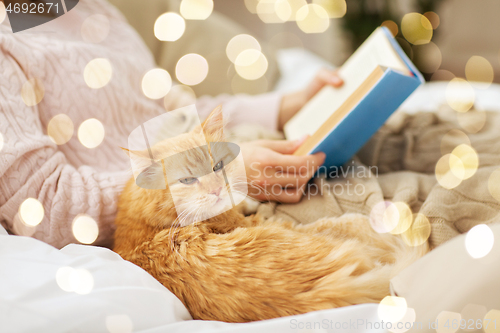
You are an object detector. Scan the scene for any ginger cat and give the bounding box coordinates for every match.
[114,106,427,323]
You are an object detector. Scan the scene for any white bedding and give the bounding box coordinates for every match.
[2,49,500,333]
[0,225,385,333]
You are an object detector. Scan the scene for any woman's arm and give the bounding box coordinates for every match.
[196,68,343,131]
[195,69,343,203]
[0,53,129,249]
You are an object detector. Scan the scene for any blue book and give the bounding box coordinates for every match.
[284,27,424,168]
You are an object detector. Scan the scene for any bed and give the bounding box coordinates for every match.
[2,216,499,333]
[1,50,500,332]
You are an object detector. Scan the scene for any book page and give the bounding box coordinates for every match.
[284,28,410,141]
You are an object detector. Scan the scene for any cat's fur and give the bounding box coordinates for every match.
[114,106,427,323]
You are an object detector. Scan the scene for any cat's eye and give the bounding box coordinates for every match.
[213,160,224,172]
[179,177,198,185]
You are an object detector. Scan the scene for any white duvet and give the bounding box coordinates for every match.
[0,223,386,333]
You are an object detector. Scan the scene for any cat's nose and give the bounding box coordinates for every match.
[210,187,222,196]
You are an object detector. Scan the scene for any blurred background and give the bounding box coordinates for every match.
[108,0,500,97]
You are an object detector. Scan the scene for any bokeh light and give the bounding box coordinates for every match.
[401,13,433,45]
[72,214,99,244]
[402,214,431,247]
[389,308,417,333]
[445,78,475,113]
[465,56,494,89]
[106,315,134,333]
[235,49,269,80]
[384,202,412,235]
[484,310,500,333]
[78,118,105,149]
[244,0,259,14]
[296,4,330,34]
[84,58,113,89]
[19,198,44,227]
[435,154,464,189]
[142,68,172,99]
[226,34,261,64]
[234,49,261,67]
[460,304,487,332]
[381,20,399,37]
[164,84,197,111]
[286,0,308,21]
[431,69,455,82]
[176,54,209,86]
[56,266,75,292]
[413,42,442,74]
[47,114,74,145]
[58,267,96,296]
[488,168,500,202]
[440,129,471,155]
[450,144,478,180]
[436,311,461,333]
[370,201,395,233]
[378,296,408,323]
[313,0,347,18]
[380,203,401,234]
[154,13,186,42]
[457,108,486,134]
[81,14,110,43]
[180,0,213,20]
[275,0,293,22]
[423,11,440,29]
[465,224,494,258]
[256,0,288,23]
[0,132,4,152]
[70,268,94,295]
[21,78,45,106]
[0,1,6,24]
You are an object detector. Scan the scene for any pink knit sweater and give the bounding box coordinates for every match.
[0,0,281,248]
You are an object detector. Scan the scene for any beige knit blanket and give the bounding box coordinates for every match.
[231,106,500,248]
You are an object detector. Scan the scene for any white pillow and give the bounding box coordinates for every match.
[0,234,191,333]
[0,232,391,333]
[391,223,500,329]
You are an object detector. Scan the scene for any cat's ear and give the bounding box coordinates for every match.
[202,105,225,142]
[121,147,153,174]
[121,147,152,162]
[121,148,166,189]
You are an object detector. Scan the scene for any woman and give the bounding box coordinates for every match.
[0,0,342,248]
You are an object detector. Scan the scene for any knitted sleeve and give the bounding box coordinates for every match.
[0,52,130,249]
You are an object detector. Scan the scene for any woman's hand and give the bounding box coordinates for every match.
[240,137,325,203]
[278,68,343,130]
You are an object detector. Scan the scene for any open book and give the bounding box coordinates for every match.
[284,27,424,168]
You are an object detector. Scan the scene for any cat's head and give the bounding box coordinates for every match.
[124,106,247,228]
